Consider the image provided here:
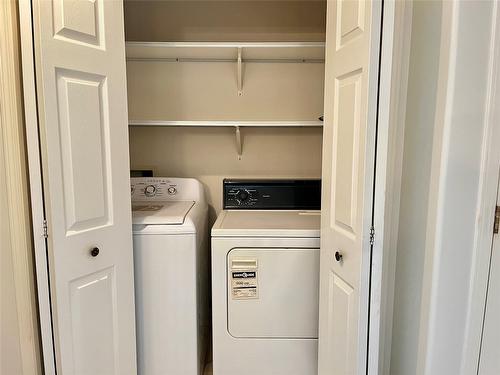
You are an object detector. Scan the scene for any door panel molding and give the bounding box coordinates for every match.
[332,69,363,237]
[55,68,112,232]
[70,266,117,374]
[52,0,104,48]
[337,0,366,49]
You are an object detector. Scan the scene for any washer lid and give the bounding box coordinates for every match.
[132,201,194,225]
[211,210,320,237]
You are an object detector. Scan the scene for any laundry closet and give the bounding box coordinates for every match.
[22,0,386,374]
[125,3,327,374]
[124,1,327,220]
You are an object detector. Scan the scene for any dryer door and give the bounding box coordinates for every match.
[227,247,319,339]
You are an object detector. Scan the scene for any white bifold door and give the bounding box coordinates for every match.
[30,0,136,374]
[318,0,382,374]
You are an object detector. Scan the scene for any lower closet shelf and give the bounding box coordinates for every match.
[128,120,324,159]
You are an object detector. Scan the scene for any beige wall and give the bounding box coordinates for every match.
[0,129,23,375]
[126,1,325,222]
[129,126,322,223]
[124,0,326,42]
[126,61,325,123]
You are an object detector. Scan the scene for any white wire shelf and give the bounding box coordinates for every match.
[128,120,324,159]
[128,120,324,127]
[125,41,326,63]
[126,42,325,157]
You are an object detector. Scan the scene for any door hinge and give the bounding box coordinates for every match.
[370,226,375,245]
[42,219,48,239]
[494,206,500,234]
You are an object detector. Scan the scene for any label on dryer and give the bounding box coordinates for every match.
[231,270,258,300]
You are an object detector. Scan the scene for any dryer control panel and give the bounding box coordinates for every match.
[223,179,321,210]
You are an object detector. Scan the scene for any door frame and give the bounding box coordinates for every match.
[409,1,500,373]
[18,0,56,374]
[367,0,413,374]
[0,0,43,373]
[18,0,412,374]
[461,2,500,373]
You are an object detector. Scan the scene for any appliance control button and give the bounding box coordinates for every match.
[167,187,177,195]
[238,190,249,201]
[145,184,156,196]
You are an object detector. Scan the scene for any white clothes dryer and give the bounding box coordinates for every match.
[211,179,321,375]
[131,177,209,375]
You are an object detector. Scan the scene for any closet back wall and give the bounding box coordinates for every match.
[124,0,327,42]
[125,1,325,223]
[129,127,322,222]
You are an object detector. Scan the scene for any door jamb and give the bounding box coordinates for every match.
[368,0,413,374]
[367,1,413,374]
[18,0,56,374]
[0,0,43,373]
[461,2,500,373]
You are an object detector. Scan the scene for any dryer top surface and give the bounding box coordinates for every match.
[211,209,321,238]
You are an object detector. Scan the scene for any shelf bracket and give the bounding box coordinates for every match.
[237,47,243,96]
[235,125,242,159]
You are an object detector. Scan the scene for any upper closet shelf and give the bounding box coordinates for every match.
[128,120,323,127]
[125,42,326,63]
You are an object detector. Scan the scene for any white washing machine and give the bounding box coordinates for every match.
[211,179,321,375]
[131,177,209,375]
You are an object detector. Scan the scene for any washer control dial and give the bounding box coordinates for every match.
[144,184,156,197]
[167,187,177,195]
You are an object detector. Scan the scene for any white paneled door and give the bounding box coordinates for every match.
[31,0,136,374]
[318,0,382,374]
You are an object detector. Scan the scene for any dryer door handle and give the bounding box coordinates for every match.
[230,259,258,269]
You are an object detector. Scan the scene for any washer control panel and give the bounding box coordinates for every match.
[131,178,178,200]
[223,179,321,210]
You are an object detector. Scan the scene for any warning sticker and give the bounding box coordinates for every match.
[231,270,258,300]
